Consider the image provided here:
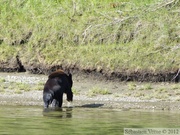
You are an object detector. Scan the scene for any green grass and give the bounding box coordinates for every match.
[0,78,6,83]
[88,86,111,96]
[14,89,23,94]
[140,83,153,90]
[0,79,42,93]
[33,85,43,91]
[0,0,180,75]
[172,84,180,90]
[123,81,180,101]
[16,82,31,91]
[33,81,44,91]
[127,82,137,90]
[72,88,80,95]
[0,84,5,93]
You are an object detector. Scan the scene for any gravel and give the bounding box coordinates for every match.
[0,72,180,110]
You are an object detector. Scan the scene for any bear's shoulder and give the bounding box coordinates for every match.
[48,69,66,79]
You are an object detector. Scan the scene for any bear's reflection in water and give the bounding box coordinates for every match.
[43,107,73,118]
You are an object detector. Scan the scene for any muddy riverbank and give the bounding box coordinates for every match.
[0,72,180,110]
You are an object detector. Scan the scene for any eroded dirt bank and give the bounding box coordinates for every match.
[0,60,180,83]
[0,72,180,110]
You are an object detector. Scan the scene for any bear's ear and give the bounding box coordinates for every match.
[68,72,72,78]
[66,69,70,75]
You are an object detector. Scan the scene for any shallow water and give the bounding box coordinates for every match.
[0,106,180,135]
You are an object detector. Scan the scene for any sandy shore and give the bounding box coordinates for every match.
[0,72,180,110]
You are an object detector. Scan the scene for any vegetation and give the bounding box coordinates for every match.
[0,77,5,83]
[88,86,111,96]
[0,79,44,94]
[72,88,80,95]
[0,0,180,77]
[119,81,180,101]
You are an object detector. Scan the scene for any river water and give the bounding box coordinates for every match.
[0,105,180,135]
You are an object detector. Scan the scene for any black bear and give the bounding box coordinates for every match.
[43,69,73,108]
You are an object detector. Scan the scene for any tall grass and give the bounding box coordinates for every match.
[0,0,180,74]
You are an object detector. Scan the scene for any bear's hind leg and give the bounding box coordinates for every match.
[57,94,63,108]
[52,99,59,107]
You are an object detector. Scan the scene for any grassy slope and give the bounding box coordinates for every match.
[0,0,180,75]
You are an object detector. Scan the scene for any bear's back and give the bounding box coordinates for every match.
[48,69,66,79]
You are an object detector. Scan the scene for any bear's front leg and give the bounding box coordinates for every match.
[43,93,53,108]
[66,89,73,102]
